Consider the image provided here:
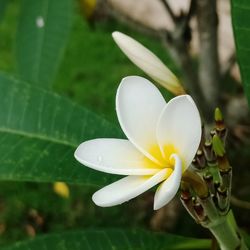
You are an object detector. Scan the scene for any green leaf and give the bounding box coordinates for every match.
[16,0,73,88]
[0,73,123,185]
[0,0,8,22]
[2,229,211,250]
[232,0,250,105]
[242,232,250,248]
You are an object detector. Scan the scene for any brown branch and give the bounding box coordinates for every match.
[160,0,205,112]
[231,195,250,210]
[221,53,236,77]
[106,0,206,114]
[162,33,203,106]
[159,0,176,22]
[196,0,220,119]
[186,0,196,21]
[106,2,162,39]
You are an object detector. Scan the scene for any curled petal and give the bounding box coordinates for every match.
[92,168,171,207]
[156,95,202,170]
[154,154,182,210]
[112,31,185,95]
[74,139,161,175]
[116,76,166,165]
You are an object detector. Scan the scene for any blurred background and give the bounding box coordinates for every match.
[0,0,249,246]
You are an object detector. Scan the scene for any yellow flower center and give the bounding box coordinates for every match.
[143,144,178,170]
[162,144,178,167]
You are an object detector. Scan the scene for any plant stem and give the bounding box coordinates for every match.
[203,210,248,250]
[196,0,220,120]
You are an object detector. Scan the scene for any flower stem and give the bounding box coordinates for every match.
[203,210,248,250]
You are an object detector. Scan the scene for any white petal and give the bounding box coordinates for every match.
[156,95,202,170]
[74,139,161,175]
[112,31,184,95]
[116,76,166,165]
[154,154,182,210]
[93,168,171,207]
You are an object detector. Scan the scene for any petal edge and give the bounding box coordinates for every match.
[93,168,171,207]
[156,95,202,170]
[74,139,161,175]
[116,76,166,166]
[154,154,182,210]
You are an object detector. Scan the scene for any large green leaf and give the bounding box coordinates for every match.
[0,0,8,22]
[232,0,250,105]
[16,0,73,88]
[2,229,211,250]
[0,73,123,185]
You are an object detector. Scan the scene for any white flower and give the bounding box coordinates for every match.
[75,76,201,210]
[112,31,185,96]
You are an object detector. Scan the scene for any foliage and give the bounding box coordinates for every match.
[2,230,211,250]
[16,0,73,88]
[0,73,122,185]
[0,0,249,248]
[232,0,250,105]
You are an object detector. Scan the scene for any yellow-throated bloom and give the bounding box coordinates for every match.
[75,76,201,210]
[112,31,185,96]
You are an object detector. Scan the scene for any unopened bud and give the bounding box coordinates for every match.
[180,181,191,200]
[215,107,223,122]
[212,135,225,157]
[210,129,216,137]
[216,127,227,142]
[195,150,206,169]
[203,172,215,194]
[112,31,185,95]
[216,185,229,213]
[219,167,232,187]
[193,199,206,221]
[203,140,216,164]
[182,170,209,199]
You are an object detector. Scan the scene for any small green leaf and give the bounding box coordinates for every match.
[214,107,223,122]
[2,229,211,250]
[0,73,123,185]
[232,0,250,105]
[16,0,73,88]
[212,135,225,157]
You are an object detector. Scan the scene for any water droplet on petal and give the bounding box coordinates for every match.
[97,156,102,163]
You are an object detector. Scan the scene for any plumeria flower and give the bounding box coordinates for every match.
[112,31,185,96]
[75,76,201,210]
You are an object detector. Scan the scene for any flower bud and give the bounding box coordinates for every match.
[112,31,185,95]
